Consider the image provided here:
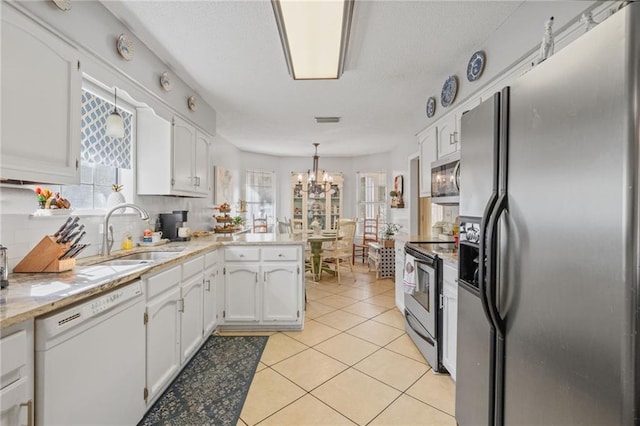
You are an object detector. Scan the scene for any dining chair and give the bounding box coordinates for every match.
[322,219,356,283]
[353,216,379,264]
[277,217,291,235]
[253,215,268,233]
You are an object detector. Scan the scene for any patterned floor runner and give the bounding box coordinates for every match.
[139,335,268,426]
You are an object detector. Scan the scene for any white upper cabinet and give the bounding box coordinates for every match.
[437,113,459,159]
[418,127,437,197]
[172,116,197,193]
[1,4,81,184]
[137,109,211,197]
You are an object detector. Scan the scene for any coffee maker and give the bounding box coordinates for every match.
[159,210,189,241]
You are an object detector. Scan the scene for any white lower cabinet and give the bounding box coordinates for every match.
[180,256,204,363]
[0,320,33,426]
[263,263,300,322]
[221,245,304,329]
[394,240,406,311]
[203,250,221,335]
[224,264,260,322]
[145,265,182,404]
[442,263,458,381]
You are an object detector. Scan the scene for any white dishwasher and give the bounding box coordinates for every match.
[35,280,146,426]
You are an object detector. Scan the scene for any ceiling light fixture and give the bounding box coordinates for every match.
[105,87,125,138]
[272,0,354,80]
[297,143,334,196]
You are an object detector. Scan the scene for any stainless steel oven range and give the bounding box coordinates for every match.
[403,242,453,373]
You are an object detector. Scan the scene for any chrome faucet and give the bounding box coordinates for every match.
[102,203,150,256]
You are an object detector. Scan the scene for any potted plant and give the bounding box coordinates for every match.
[382,223,400,247]
[233,215,244,230]
[389,190,398,208]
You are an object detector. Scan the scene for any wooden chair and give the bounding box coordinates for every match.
[253,215,268,233]
[322,219,357,283]
[353,216,379,264]
[277,217,291,235]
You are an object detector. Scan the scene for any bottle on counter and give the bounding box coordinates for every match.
[122,232,134,250]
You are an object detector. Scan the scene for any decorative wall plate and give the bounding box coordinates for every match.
[466,50,486,82]
[116,34,134,61]
[426,97,436,118]
[160,72,172,92]
[440,75,458,108]
[187,96,197,111]
[51,0,72,11]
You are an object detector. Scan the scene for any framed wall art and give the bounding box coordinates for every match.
[214,166,233,205]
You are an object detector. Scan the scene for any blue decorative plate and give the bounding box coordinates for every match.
[440,76,458,108]
[467,50,486,82]
[426,97,436,118]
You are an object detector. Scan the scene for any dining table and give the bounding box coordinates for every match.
[306,231,341,281]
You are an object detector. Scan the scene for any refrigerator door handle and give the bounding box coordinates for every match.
[486,193,507,335]
[479,194,498,326]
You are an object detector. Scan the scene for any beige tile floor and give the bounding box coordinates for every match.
[224,263,456,426]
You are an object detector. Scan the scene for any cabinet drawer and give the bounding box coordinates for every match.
[225,247,260,262]
[182,255,204,279]
[146,265,181,299]
[443,264,458,288]
[204,249,220,269]
[0,330,26,389]
[262,246,299,262]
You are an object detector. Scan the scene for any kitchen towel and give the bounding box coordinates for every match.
[403,253,417,294]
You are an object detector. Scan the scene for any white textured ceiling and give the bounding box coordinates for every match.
[103,1,533,157]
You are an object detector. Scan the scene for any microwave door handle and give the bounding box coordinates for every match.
[454,161,461,192]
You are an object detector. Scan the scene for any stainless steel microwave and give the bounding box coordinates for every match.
[431,153,460,204]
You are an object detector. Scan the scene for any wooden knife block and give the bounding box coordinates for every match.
[13,236,75,273]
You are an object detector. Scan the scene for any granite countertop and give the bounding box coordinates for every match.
[0,233,304,329]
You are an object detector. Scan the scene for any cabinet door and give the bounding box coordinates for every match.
[180,274,204,363]
[1,5,81,184]
[441,265,458,381]
[172,116,196,193]
[0,377,30,426]
[419,127,437,197]
[437,114,458,158]
[224,264,260,322]
[146,286,181,403]
[394,243,405,311]
[203,265,219,334]
[263,263,300,322]
[194,131,210,195]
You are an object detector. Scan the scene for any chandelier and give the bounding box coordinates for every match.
[297,143,334,197]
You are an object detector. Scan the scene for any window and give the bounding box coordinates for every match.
[356,171,387,230]
[62,81,134,210]
[245,170,276,223]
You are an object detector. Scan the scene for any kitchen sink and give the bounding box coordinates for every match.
[114,250,185,261]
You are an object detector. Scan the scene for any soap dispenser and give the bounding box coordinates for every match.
[0,245,8,289]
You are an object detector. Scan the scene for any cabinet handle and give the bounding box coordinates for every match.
[439,294,444,309]
[178,298,185,313]
[239,254,245,258]
[205,279,211,291]
[255,272,258,283]
[278,253,284,257]
[20,400,33,426]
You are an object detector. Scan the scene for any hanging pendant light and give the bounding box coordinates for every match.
[105,87,125,138]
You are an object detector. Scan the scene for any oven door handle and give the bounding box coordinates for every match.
[413,258,436,270]
[404,310,435,346]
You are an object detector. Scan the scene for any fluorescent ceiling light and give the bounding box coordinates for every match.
[272,0,354,80]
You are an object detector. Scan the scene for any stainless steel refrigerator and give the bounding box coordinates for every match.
[456,3,639,425]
